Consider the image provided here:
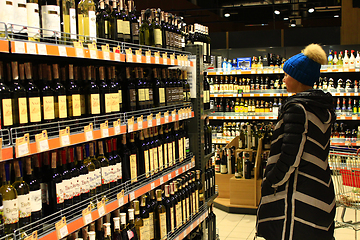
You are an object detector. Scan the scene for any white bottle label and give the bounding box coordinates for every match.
[109,164,116,183]
[72,176,81,197]
[89,10,96,40]
[0,0,14,31]
[56,181,64,204]
[80,174,90,194]
[26,3,40,38]
[63,179,73,200]
[30,189,42,212]
[102,166,111,184]
[13,0,28,32]
[18,193,31,218]
[3,198,19,224]
[116,162,122,180]
[94,168,101,187]
[88,171,96,190]
[40,183,48,204]
[41,5,60,38]
[69,8,77,39]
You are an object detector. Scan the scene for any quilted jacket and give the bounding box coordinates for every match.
[256,89,336,240]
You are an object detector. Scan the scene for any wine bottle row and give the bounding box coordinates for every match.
[0,61,190,129]
[0,121,190,236]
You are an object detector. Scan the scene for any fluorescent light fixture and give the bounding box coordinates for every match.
[334,15,339,18]
[308,8,315,13]
[224,13,230,17]
[274,10,280,15]
[283,17,289,20]
[290,20,296,27]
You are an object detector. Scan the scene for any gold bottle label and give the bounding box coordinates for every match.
[29,97,41,122]
[176,203,182,227]
[182,199,186,221]
[72,94,81,116]
[149,212,154,239]
[159,212,167,239]
[168,143,173,166]
[170,207,174,231]
[43,96,55,120]
[144,150,150,177]
[153,147,158,173]
[159,88,165,103]
[145,88,149,101]
[138,89,145,102]
[117,19,123,34]
[158,146,163,170]
[18,97,28,124]
[149,148,154,174]
[58,95,67,119]
[154,29,162,46]
[195,190,199,212]
[163,144,168,167]
[111,92,120,112]
[178,139,183,162]
[130,154,137,183]
[140,217,150,240]
[90,94,100,114]
[105,93,112,113]
[118,90,122,104]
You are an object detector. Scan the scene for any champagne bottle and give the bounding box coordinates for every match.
[0,164,18,234]
[40,0,61,42]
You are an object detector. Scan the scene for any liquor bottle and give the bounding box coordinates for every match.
[135,67,146,110]
[179,178,187,223]
[40,0,61,41]
[120,135,131,182]
[0,62,13,128]
[107,67,120,113]
[1,164,18,234]
[327,50,333,65]
[84,144,97,197]
[134,200,144,238]
[68,147,81,205]
[168,182,176,232]
[196,170,203,210]
[26,0,40,41]
[105,140,116,189]
[76,146,90,201]
[128,0,139,44]
[139,195,150,239]
[24,157,42,222]
[125,67,137,111]
[113,216,121,240]
[97,141,110,192]
[152,9,163,48]
[96,0,110,40]
[48,151,64,214]
[139,9,151,46]
[103,222,111,240]
[24,63,41,124]
[148,190,156,240]
[77,0,97,43]
[12,160,31,227]
[343,50,350,68]
[40,65,56,123]
[60,149,73,208]
[154,189,167,239]
[10,62,27,126]
[350,50,356,69]
[61,0,77,41]
[149,127,158,175]
[356,51,360,69]
[86,66,100,116]
[119,212,128,239]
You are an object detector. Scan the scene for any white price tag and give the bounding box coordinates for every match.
[190,224,194,230]
[184,228,187,236]
[102,128,109,138]
[160,177,164,185]
[151,182,155,190]
[156,117,161,126]
[58,46,67,56]
[128,124,133,133]
[186,164,189,171]
[175,170,179,176]
[114,53,120,61]
[114,125,121,135]
[61,135,70,146]
[98,206,105,217]
[90,50,97,59]
[59,226,68,239]
[18,143,29,157]
[168,173,172,180]
[165,115,169,123]
[172,113,176,121]
[138,120,142,130]
[15,41,25,53]
[148,119,152,127]
[103,51,110,60]
[37,44,47,55]
[85,131,93,141]
[146,55,151,63]
[171,59,175,65]
[84,213,92,225]
[182,166,185,172]
[39,139,49,152]
[118,196,124,207]
[136,54,142,63]
[126,54,133,62]
[26,42,36,54]
[155,56,160,64]
[75,48,84,58]
[130,191,135,201]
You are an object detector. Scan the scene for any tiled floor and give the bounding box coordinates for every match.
[214,207,360,240]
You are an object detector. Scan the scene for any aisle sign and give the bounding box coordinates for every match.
[97,197,106,217]
[101,44,110,60]
[128,116,135,132]
[126,48,133,62]
[113,119,121,135]
[137,115,143,130]
[154,52,160,64]
[59,127,71,147]
[146,50,151,63]
[117,189,125,207]
[55,217,68,239]
[82,205,92,225]
[16,134,30,157]
[100,121,109,138]
[156,112,161,126]
[147,114,153,127]
[84,123,94,141]
[35,130,49,152]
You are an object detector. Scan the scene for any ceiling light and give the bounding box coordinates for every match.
[308,7,315,13]
[224,13,230,17]
[334,15,339,18]
[290,20,296,27]
[283,17,289,20]
[274,10,280,15]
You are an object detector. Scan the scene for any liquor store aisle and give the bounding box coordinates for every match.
[214,207,357,240]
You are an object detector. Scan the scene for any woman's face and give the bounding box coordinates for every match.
[283,73,300,93]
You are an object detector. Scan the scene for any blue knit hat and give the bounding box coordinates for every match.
[283,53,321,87]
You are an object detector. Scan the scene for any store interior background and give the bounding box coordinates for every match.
[136,0,360,239]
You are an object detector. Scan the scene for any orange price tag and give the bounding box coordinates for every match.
[82,205,93,225]
[117,189,125,207]
[113,46,121,61]
[113,119,121,135]
[35,130,49,152]
[84,123,94,141]
[170,53,175,65]
[100,120,109,138]
[16,133,30,157]
[55,217,68,239]
[126,48,133,62]
[137,115,143,130]
[128,116,135,132]
[59,127,70,147]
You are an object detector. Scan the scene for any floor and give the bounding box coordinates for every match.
[214,207,360,240]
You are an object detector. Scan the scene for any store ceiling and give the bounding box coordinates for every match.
[136,0,342,32]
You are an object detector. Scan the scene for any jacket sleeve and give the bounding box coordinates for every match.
[265,103,307,188]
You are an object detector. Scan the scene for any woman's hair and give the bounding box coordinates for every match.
[302,43,327,65]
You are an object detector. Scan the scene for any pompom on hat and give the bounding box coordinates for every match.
[283,44,327,87]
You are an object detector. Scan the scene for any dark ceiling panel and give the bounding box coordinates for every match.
[284,27,340,46]
[209,32,227,49]
[228,30,282,48]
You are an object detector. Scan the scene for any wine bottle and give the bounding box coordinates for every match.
[125,67,137,111]
[168,182,176,232]
[68,148,80,204]
[66,65,81,118]
[40,0,61,42]
[112,138,122,185]
[134,200,143,238]
[89,142,102,194]
[96,0,111,40]
[128,0,139,44]
[10,62,28,126]
[98,66,112,114]
[60,149,73,208]
[26,0,40,41]
[153,127,160,173]
[24,157,42,223]
[61,0,77,41]
[220,149,228,174]
[139,195,150,239]
[109,0,121,41]
[139,9,151,46]
[148,190,156,240]
[119,212,128,239]
[139,130,150,178]
[76,146,90,201]
[163,185,172,233]
[103,222,111,240]
[190,172,197,214]
[12,160,31,227]
[1,164,18,234]
[181,177,189,222]
[97,141,110,193]
[24,62,41,124]
[113,217,121,240]
[153,68,166,107]
[129,132,139,183]
[86,66,101,116]
[106,140,117,189]
[154,189,167,239]
[148,127,156,176]
[52,64,68,120]
[128,208,138,238]
[77,0,96,43]
[195,170,202,211]
[178,179,186,224]
[135,67,146,110]
[48,151,64,214]
[121,0,131,42]
[0,62,14,128]
[107,67,120,113]
[41,65,55,123]
[152,9,163,48]
[84,144,97,197]
[95,217,104,240]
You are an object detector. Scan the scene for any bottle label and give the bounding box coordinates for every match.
[149,212,154,239]
[170,207,174,231]
[159,88,165,104]
[138,89,146,102]
[58,95,67,119]
[40,182,47,204]
[145,88,150,101]
[163,144,168,167]
[88,11,96,39]
[158,146,163,170]
[2,98,13,126]
[43,96,55,120]
[90,94,100,114]
[80,94,86,114]
[95,168,102,186]
[192,192,196,213]
[129,89,136,108]
[153,147,158,173]
[27,3,40,38]
[195,190,199,212]
[176,203,181,227]
[104,20,109,35]
[63,178,73,200]
[30,189,42,212]
[140,217,150,240]
[0,1,14,31]
[186,198,190,220]
[130,154,137,182]
[183,137,186,157]
[168,143,173,166]
[56,181,65,204]
[111,92,120,112]
[182,199,186,221]
[14,0,27,32]
[88,171,96,190]
[41,5,61,38]
[72,94,81,116]
[105,93,112,113]
[122,20,131,35]
[172,142,176,164]
[79,174,90,194]
[149,148,154,174]
[159,212,167,238]
[109,164,116,183]
[3,199,19,224]
[154,29,162,46]
[178,139,183,162]
[72,176,81,197]
[18,193,31,218]
[69,8,77,39]
[221,165,228,174]
[118,90,122,104]
[18,97,28,124]
[101,166,111,184]
[144,150,150,176]
[117,19,124,34]
[185,138,190,152]
[131,22,139,36]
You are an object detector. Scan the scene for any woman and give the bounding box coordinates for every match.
[256,44,336,240]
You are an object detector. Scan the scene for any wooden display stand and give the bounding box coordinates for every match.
[214,136,264,214]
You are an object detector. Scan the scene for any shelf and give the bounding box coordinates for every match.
[331,138,360,147]
[212,137,234,144]
[0,39,9,53]
[31,154,196,240]
[211,91,360,98]
[209,115,277,120]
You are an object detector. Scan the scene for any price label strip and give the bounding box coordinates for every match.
[0,138,2,161]
[170,53,175,65]
[154,51,160,64]
[97,197,106,217]
[35,130,49,152]
[128,116,135,132]
[88,42,97,59]
[82,205,93,226]
[147,114,153,128]
[55,217,69,240]
[16,133,30,158]
[113,119,121,135]
[126,48,133,62]
[164,111,169,123]
[156,112,161,126]
[73,41,84,58]
[113,46,121,61]
[145,50,151,63]
[172,109,176,122]
[117,189,125,207]
[84,123,94,141]
[101,44,110,60]
[135,49,142,63]
[162,53,168,65]
[59,127,71,147]
[100,120,109,138]
[137,115,143,130]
